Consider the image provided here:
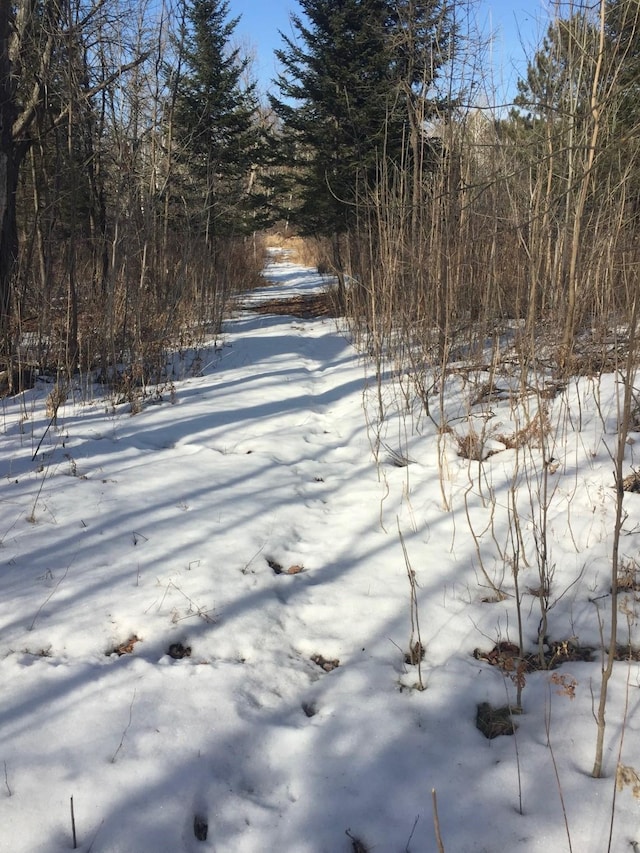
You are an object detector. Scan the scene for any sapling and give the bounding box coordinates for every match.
[592,295,639,779]
[507,515,525,710]
[519,393,561,669]
[463,478,506,601]
[604,595,639,850]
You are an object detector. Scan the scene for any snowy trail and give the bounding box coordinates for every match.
[1,260,639,852]
[0,261,408,853]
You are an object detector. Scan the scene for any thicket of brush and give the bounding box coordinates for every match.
[272,0,640,786]
[6,0,638,399]
[1,0,270,394]
[339,7,640,386]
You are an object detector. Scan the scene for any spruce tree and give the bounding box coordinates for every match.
[270,0,455,242]
[171,0,262,244]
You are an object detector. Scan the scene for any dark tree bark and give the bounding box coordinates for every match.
[0,1,148,369]
[0,6,21,359]
[0,0,58,365]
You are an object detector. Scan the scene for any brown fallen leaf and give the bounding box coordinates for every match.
[110,634,141,656]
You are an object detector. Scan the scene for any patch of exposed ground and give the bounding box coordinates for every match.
[239,290,340,318]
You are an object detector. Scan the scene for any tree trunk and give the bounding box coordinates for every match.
[331,232,347,308]
[0,149,19,361]
[0,5,19,361]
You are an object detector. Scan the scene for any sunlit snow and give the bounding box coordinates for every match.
[1,258,639,852]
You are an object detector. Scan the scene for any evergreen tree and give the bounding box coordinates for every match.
[513,13,599,125]
[0,0,145,371]
[602,0,640,221]
[509,12,602,232]
[171,0,262,244]
[270,0,454,242]
[606,0,640,131]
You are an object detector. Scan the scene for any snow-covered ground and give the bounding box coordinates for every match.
[1,259,639,852]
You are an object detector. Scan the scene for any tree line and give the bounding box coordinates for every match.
[0,0,270,391]
[1,0,639,391]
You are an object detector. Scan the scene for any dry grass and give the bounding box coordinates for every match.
[266,233,333,271]
[475,702,517,739]
[622,471,640,493]
[617,559,640,591]
[497,409,550,451]
[456,429,499,461]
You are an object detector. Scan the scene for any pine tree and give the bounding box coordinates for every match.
[271,0,389,236]
[270,0,455,242]
[606,0,640,131]
[171,0,262,245]
[513,14,599,125]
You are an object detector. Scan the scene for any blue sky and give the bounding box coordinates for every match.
[231,0,294,90]
[231,0,551,100]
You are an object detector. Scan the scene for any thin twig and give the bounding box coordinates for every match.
[0,511,23,546]
[3,761,11,796]
[86,819,105,853]
[168,581,214,623]
[29,555,76,631]
[132,530,148,546]
[545,689,573,853]
[70,796,77,849]
[241,541,266,574]
[398,518,424,690]
[31,413,57,461]
[405,814,420,852]
[111,689,137,763]
[28,459,53,523]
[431,788,445,853]
[501,674,523,814]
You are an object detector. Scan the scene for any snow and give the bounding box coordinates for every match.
[1,258,639,852]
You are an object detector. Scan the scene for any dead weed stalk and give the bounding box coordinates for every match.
[397,519,425,691]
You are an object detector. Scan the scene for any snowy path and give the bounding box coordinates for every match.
[1,260,639,852]
[0,262,410,853]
